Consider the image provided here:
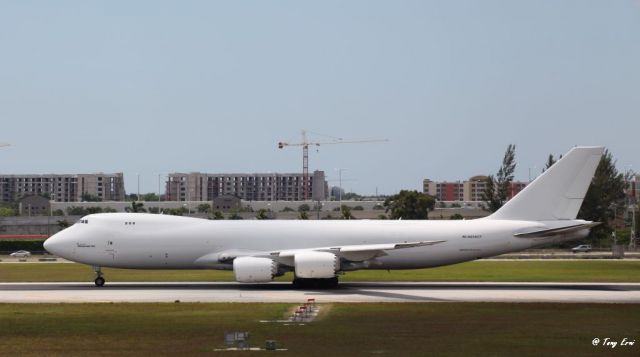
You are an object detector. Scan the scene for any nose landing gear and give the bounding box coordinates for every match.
[93,266,105,287]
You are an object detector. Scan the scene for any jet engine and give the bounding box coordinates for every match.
[294,251,340,278]
[233,257,278,283]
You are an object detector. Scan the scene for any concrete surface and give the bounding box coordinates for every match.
[1,282,639,303]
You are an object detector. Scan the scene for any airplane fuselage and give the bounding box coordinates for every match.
[49,213,588,271]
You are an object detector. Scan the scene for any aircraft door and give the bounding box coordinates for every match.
[104,238,116,261]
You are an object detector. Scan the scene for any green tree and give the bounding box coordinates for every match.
[544,154,556,172]
[298,210,309,220]
[342,192,363,200]
[482,144,516,212]
[142,193,160,201]
[340,205,355,220]
[383,190,435,220]
[210,210,224,220]
[126,201,146,213]
[66,206,88,216]
[298,204,311,212]
[281,206,295,212]
[256,209,270,220]
[449,213,464,220]
[81,193,102,202]
[85,207,103,214]
[0,207,16,217]
[164,207,187,216]
[197,204,212,213]
[228,210,243,220]
[577,150,626,244]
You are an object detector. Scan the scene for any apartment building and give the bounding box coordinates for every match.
[424,175,527,202]
[0,173,125,202]
[166,170,328,201]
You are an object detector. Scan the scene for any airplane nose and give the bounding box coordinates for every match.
[44,232,70,257]
[43,236,60,256]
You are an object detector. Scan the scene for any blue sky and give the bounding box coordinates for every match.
[0,1,638,195]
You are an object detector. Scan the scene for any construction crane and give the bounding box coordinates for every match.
[278,130,387,200]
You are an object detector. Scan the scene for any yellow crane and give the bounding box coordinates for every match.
[278,130,387,200]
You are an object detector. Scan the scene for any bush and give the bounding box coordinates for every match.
[66,206,88,216]
[0,240,46,253]
[0,207,16,217]
[85,207,103,214]
[352,205,364,211]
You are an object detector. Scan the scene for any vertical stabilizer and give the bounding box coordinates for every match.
[488,146,604,221]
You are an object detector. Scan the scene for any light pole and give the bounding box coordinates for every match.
[528,166,538,183]
[336,168,347,201]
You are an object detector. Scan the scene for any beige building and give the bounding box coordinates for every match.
[424,175,527,202]
[166,171,328,202]
[0,173,125,202]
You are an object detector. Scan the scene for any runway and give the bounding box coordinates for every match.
[1,282,640,303]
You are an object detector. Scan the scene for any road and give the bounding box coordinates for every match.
[1,282,639,303]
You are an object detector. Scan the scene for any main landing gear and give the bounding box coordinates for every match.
[292,277,339,289]
[93,266,105,287]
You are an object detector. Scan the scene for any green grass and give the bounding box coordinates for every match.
[1,260,639,282]
[0,303,639,356]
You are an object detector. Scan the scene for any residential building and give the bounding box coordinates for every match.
[423,180,464,201]
[0,173,125,202]
[424,175,527,202]
[166,171,328,201]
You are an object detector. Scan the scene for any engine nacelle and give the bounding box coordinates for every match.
[294,251,340,278]
[233,257,278,283]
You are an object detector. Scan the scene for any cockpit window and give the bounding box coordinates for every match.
[76,219,89,224]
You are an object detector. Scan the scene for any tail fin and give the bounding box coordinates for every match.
[488,146,604,221]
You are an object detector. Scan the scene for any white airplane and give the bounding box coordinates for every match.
[44,146,603,288]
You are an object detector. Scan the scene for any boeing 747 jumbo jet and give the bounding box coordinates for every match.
[44,146,603,288]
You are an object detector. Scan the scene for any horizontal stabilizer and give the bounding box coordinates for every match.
[513,222,600,238]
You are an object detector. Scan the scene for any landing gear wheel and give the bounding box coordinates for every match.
[93,266,105,287]
[326,277,339,289]
[292,277,339,289]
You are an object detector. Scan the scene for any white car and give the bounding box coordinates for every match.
[571,244,592,253]
[10,250,31,258]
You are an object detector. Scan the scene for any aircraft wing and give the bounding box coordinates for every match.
[513,222,600,238]
[196,240,446,266]
[273,240,446,262]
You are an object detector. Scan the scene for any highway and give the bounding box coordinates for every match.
[1,282,639,303]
